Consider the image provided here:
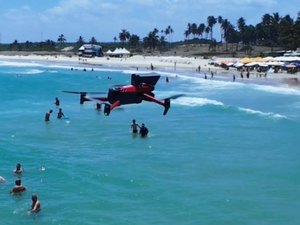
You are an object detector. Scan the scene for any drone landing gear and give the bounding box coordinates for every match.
[104,104,111,116]
[103,100,121,116]
[163,98,170,115]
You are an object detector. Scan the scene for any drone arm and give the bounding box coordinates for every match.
[104,100,121,116]
[110,100,121,110]
[143,93,170,115]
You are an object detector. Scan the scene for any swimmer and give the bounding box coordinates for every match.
[131,119,140,134]
[54,97,60,106]
[45,110,53,122]
[139,123,149,137]
[31,194,41,213]
[57,108,65,119]
[14,163,23,175]
[10,179,26,194]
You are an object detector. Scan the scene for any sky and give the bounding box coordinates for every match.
[0,0,299,43]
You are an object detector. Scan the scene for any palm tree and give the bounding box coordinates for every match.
[119,29,130,47]
[57,34,66,47]
[207,16,217,40]
[89,37,97,44]
[191,23,198,39]
[165,25,173,43]
[205,26,210,39]
[221,19,232,51]
[77,36,85,47]
[218,16,223,42]
[129,34,140,49]
[237,17,246,45]
[197,23,205,39]
[143,28,159,51]
[185,23,192,40]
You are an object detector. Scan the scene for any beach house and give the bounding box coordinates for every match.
[78,44,103,57]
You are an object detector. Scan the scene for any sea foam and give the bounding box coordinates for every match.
[238,107,287,119]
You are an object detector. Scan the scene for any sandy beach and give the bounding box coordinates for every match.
[0,54,299,87]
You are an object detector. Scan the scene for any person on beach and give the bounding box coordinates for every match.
[54,97,60,106]
[45,110,53,122]
[10,179,26,194]
[139,123,149,137]
[131,119,140,134]
[150,63,154,70]
[31,194,41,213]
[233,74,236,82]
[57,108,65,119]
[14,163,23,175]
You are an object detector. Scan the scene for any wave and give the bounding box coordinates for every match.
[238,107,286,119]
[173,96,224,107]
[251,84,300,96]
[0,60,43,67]
[21,69,45,75]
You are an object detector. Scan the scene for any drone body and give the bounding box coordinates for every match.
[63,74,183,116]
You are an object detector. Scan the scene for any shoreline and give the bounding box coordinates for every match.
[0,54,299,89]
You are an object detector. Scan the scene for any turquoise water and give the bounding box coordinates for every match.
[0,60,300,225]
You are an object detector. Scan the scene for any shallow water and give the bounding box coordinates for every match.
[0,60,300,225]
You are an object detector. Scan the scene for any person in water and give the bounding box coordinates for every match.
[10,179,26,194]
[54,97,60,106]
[57,108,65,119]
[14,163,23,175]
[45,110,53,122]
[131,119,140,134]
[31,194,41,213]
[139,123,149,137]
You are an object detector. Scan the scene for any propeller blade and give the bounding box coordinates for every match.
[165,94,186,100]
[62,91,106,94]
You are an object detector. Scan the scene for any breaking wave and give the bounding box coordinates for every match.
[238,107,287,119]
[173,96,224,107]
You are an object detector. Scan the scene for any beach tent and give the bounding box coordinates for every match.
[111,48,131,57]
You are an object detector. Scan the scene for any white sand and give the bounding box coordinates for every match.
[0,54,299,83]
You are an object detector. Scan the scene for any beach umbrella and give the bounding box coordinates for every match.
[240,57,251,64]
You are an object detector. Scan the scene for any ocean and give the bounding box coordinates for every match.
[0,59,300,225]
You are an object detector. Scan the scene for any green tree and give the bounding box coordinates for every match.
[143,28,159,51]
[57,34,66,47]
[77,36,85,46]
[237,17,246,45]
[89,37,97,44]
[119,29,130,47]
[129,34,140,49]
[207,16,217,40]
[197,23,205,39]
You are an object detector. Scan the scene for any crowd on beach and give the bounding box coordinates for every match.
[0,163,41,214]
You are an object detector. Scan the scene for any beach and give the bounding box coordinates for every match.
[0,54,299,86]
[1,56,300,225]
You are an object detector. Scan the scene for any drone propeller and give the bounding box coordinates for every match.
[63,91,106,104]
[62,91,105,95]
[165,94,186,100]
[162,94,185,115]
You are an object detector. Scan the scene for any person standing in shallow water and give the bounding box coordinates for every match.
[45,110,53,122]
[131,119,140,134]
[139,123,149,137]
[54,97,60,106]
[10,179,26,194]
[31,194,41,213]
[57,108,64,119]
